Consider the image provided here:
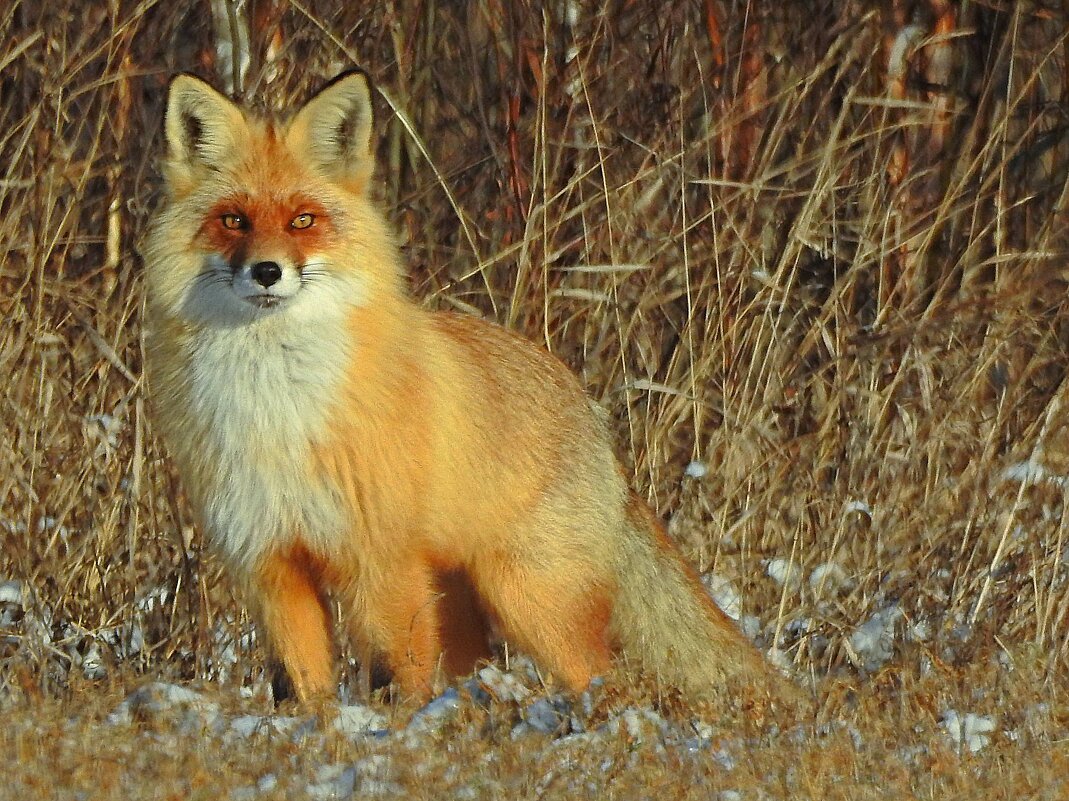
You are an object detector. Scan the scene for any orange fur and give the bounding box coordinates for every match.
[144,71,780,705]
[252,545,335,701]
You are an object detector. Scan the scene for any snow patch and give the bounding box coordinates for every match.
[0,580,24,607]
[81,641,107,680]
[843,499,872,518]
[684,460,708,479]
[942,710,997,754]
[603,708,669,744]
[808,562,851,594]
[702,573,742,620]
[847,606,902,670]
[1001,459,1068,488]
[765,558,801,591]
[404,687,462,741]
[229,714,307,740]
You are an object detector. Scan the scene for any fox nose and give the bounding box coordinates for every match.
[251,260,282,288]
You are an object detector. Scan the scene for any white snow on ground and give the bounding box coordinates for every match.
[305,763,357,800]
[0,580,24,633]
[684,460,708,479]
[0,579,23,607]
[402,686,462,746]
[766,646,794,675]
[0,577,53,649]
[847,606,903,671]
[514,696,571,737]
[84,410,124,456]
[702,573,742,620]
[81,642,107,680]
[808,562,851,595]
[843,499,873,518]
[941,709,997,754]
[1000,458,1068,488]
[765,557,801,590]
[209,616,258,685]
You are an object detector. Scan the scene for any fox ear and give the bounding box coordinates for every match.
[164,74,246,184]
[287,70,374,190]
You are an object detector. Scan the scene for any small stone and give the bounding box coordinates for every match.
[334,704,388,738]
[523,697,569,735]
[477,664,532,704]
[107,682,221,733]
[407,687,461,733]
[307,763,356,800]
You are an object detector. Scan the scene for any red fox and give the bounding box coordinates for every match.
[144,70,778,705]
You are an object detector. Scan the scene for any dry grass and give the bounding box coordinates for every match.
[3,0,1069,797]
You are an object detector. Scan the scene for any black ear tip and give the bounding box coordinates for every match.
[323,66,369,85]
[318,67,373,97]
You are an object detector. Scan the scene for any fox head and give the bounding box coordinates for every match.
[146,70,399,327]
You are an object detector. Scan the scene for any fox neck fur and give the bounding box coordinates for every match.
[147,262,422,572]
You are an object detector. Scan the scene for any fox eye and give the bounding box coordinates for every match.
[220,213,248,231]
[291,213,315,230]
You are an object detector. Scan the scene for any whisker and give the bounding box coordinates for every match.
[194,273,231,288]
[299,263,332,287]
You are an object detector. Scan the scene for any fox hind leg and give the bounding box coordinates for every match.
[472,556,614,692]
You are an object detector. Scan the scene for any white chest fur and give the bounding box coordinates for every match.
[185,308,350,569]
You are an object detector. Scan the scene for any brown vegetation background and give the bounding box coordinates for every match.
[3,0,1069,721]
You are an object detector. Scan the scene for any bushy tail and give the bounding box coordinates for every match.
[610,493,777,700]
